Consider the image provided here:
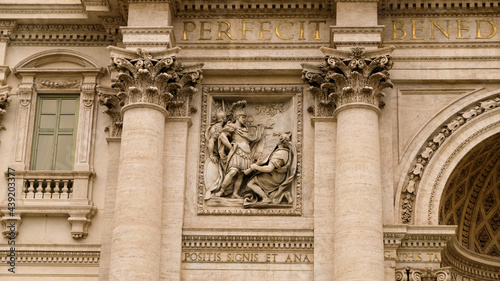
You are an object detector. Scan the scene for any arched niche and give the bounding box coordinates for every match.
[395,88,500,225]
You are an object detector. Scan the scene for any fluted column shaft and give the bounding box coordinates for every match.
[109,103,167,281]
[334,103,384,281]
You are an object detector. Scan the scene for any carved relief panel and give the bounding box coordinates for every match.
[198,86,303,215]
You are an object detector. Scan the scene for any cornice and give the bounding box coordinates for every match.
[379,0,500,17]
[183,235,314,250]
[384,42,500,49]
[179,56,324,62]
[0,249,100,264]
[392,56,500,62]
[9,24,114,46]
[170,0,334,18]
[442,238,500,280]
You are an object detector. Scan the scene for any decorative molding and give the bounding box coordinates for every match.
[400,95,500,224]
[9,24,113,46]
[169,0,334,18]
[109,47,203,117]
[197,86,303,216]
[38,80,80,89]
[179,56,324,62]
[0,250,100,264]
[255,103,284,117]
[442,238,500,281]
[393,56,500,62]
[302,46,395,117]
[183,235,314,250]
[177,43,326,50]
[379,0,500,17]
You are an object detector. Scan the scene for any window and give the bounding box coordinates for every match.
[31,95,79,170]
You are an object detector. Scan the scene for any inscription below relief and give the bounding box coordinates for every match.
[385,251,441,262]
[183,252,312,264]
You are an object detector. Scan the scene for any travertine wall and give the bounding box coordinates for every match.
[0,1,499,281]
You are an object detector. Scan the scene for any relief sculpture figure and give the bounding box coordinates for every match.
[203,99,296,209]
[214,101,266,198]
[204,109,227,200]
[243,132,296,207]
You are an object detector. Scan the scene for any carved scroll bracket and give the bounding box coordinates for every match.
[108,46,203,118]
[302,46,395,117]
[395,267,451,281]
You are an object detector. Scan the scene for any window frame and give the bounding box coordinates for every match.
[31,94,80,171]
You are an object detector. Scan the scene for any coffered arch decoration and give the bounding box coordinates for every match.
[395,89,500,225]
[439,133,500,257]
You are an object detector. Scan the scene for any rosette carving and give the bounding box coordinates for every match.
[302,46,395,116]
[109,47,203,117]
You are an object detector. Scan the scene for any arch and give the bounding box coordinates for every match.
[14,49,100,70]
[395,88,500,225]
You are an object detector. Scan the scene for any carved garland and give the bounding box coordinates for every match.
[401,95,500,224]
[301,46,394,117]
[197,86,303,216]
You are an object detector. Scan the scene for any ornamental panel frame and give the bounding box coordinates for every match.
[197,86,303,216]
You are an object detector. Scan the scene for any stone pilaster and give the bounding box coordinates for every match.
[304,46,394,280]
[105,46,202,281]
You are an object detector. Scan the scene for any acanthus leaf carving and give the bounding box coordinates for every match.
[395,267,451,281]
[302,46,395,117]
[109,47,203,117]
[0,86,11,133]
[98,87,123,137]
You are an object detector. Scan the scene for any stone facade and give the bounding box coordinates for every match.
[0,1,499,280]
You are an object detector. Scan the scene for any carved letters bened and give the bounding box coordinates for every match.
[302,46,395,117]
[198,86,303,215]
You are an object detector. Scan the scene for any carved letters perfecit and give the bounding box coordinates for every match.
[302,46,395,116]
[100,47,203,136]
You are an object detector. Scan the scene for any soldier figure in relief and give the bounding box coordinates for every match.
[214,101,266,198]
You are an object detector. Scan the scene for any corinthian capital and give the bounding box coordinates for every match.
[302,46,394,116]
[108,46,203,116]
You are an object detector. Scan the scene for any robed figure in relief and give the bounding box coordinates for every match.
[243,132,296,207]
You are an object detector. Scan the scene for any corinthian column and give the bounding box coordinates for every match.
[105,47,202,281]
[304,46,394,280]
[331,47,394,281]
